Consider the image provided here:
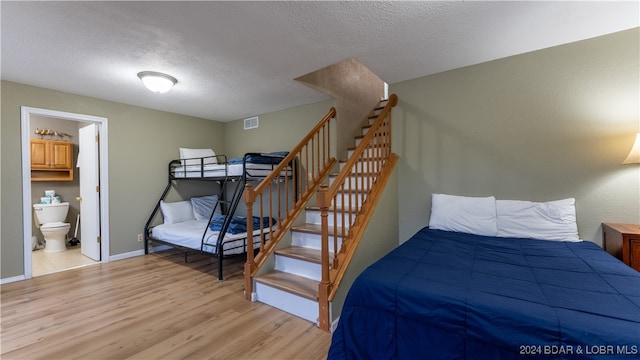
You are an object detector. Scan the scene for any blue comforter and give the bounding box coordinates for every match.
[328,228,640,359]
[208,215,276,234]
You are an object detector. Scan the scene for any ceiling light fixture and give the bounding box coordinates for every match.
[137,71,177,93]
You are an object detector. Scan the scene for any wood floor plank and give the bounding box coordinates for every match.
[1,250,332,359]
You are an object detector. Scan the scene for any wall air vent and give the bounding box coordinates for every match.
[244,116,259,130]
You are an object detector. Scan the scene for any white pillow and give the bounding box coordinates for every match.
[179,148,217,166]
[496,198,579,241]
[191,195,222,220]
[159,200,195,224]
[428,194,498,236]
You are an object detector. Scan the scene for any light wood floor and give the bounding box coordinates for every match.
[1,250,332,360]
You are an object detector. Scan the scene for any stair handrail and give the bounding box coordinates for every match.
[317,94,398,330]
[243,107,338,300]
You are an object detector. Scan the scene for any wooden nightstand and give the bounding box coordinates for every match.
[602,223,640,272]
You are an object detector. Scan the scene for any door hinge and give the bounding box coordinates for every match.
[97,236,101,244]
[95,134,100,142]
[96,185,100,193]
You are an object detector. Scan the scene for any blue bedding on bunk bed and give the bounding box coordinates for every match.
[328,228,640,360]
[229,151,290,165]
[208,215,277,234]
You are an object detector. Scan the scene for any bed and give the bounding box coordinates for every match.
[144,148,293,280]
[328,194,640,359]
[171,152,293,180]
[150,218,273,255]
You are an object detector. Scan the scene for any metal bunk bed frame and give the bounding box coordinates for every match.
[144,152,294,281]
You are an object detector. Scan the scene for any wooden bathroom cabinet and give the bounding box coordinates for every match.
[30,139,74,181]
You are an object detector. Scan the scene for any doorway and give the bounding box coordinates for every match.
[21,107,110,278]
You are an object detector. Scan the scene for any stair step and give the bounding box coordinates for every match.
[347,148,389,160]
[275,245,329,281]
[330,172,378,177]
[340,156,386,163]
[276,246,326,264]
[368,112,388,120]
[292,223,344,237]
[329,173,376,190]
[347,143,390,152]
[339,160,382,173]
[292,223,344,253]
[355,131,389,140]
[336,189,368,195]
[304,206,355,228]
[275,246,336,271]
[306,205,358,215]
[255,270,318,301]
[341,156,388,164]
[354,136,390,147]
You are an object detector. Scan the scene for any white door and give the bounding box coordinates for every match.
[79,124,101,261]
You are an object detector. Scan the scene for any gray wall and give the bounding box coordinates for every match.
[1,81,225,278]
[392,28,640,245]
[223,100,334,158]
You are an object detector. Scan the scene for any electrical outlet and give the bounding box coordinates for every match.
[137,233,143,242]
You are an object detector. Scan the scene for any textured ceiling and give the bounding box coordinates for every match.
[1,1,638,122]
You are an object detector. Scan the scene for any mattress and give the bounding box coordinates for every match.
[329,228,640,359]
[151,219,271,255]
[171,163,291,179]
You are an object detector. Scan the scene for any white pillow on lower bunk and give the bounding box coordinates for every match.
[429,193,498,236]
[191,195,222,220]
[160,200,195,224]
[179,148,217,166]
[496,198,580,241]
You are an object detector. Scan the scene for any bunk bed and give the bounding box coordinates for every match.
[329,194,640,359]
[144,149,294,280]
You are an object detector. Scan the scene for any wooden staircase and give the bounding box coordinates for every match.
[252,99,392,327]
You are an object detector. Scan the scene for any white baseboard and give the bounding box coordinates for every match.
[1,275,26,285]
[109,249,144,261]
[109,245,171,262]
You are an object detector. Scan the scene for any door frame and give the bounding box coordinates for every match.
[21,106,110,279]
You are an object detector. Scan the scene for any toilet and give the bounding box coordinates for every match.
[33,202,71,253]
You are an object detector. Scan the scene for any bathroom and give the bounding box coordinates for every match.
[30,115,98,276]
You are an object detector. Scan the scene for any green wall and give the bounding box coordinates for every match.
[1,81,225,279]
[223,100,334,158]
[392,28,640,244]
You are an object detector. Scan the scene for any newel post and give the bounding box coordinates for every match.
[317,184,331,331]
[244,183,255,301]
